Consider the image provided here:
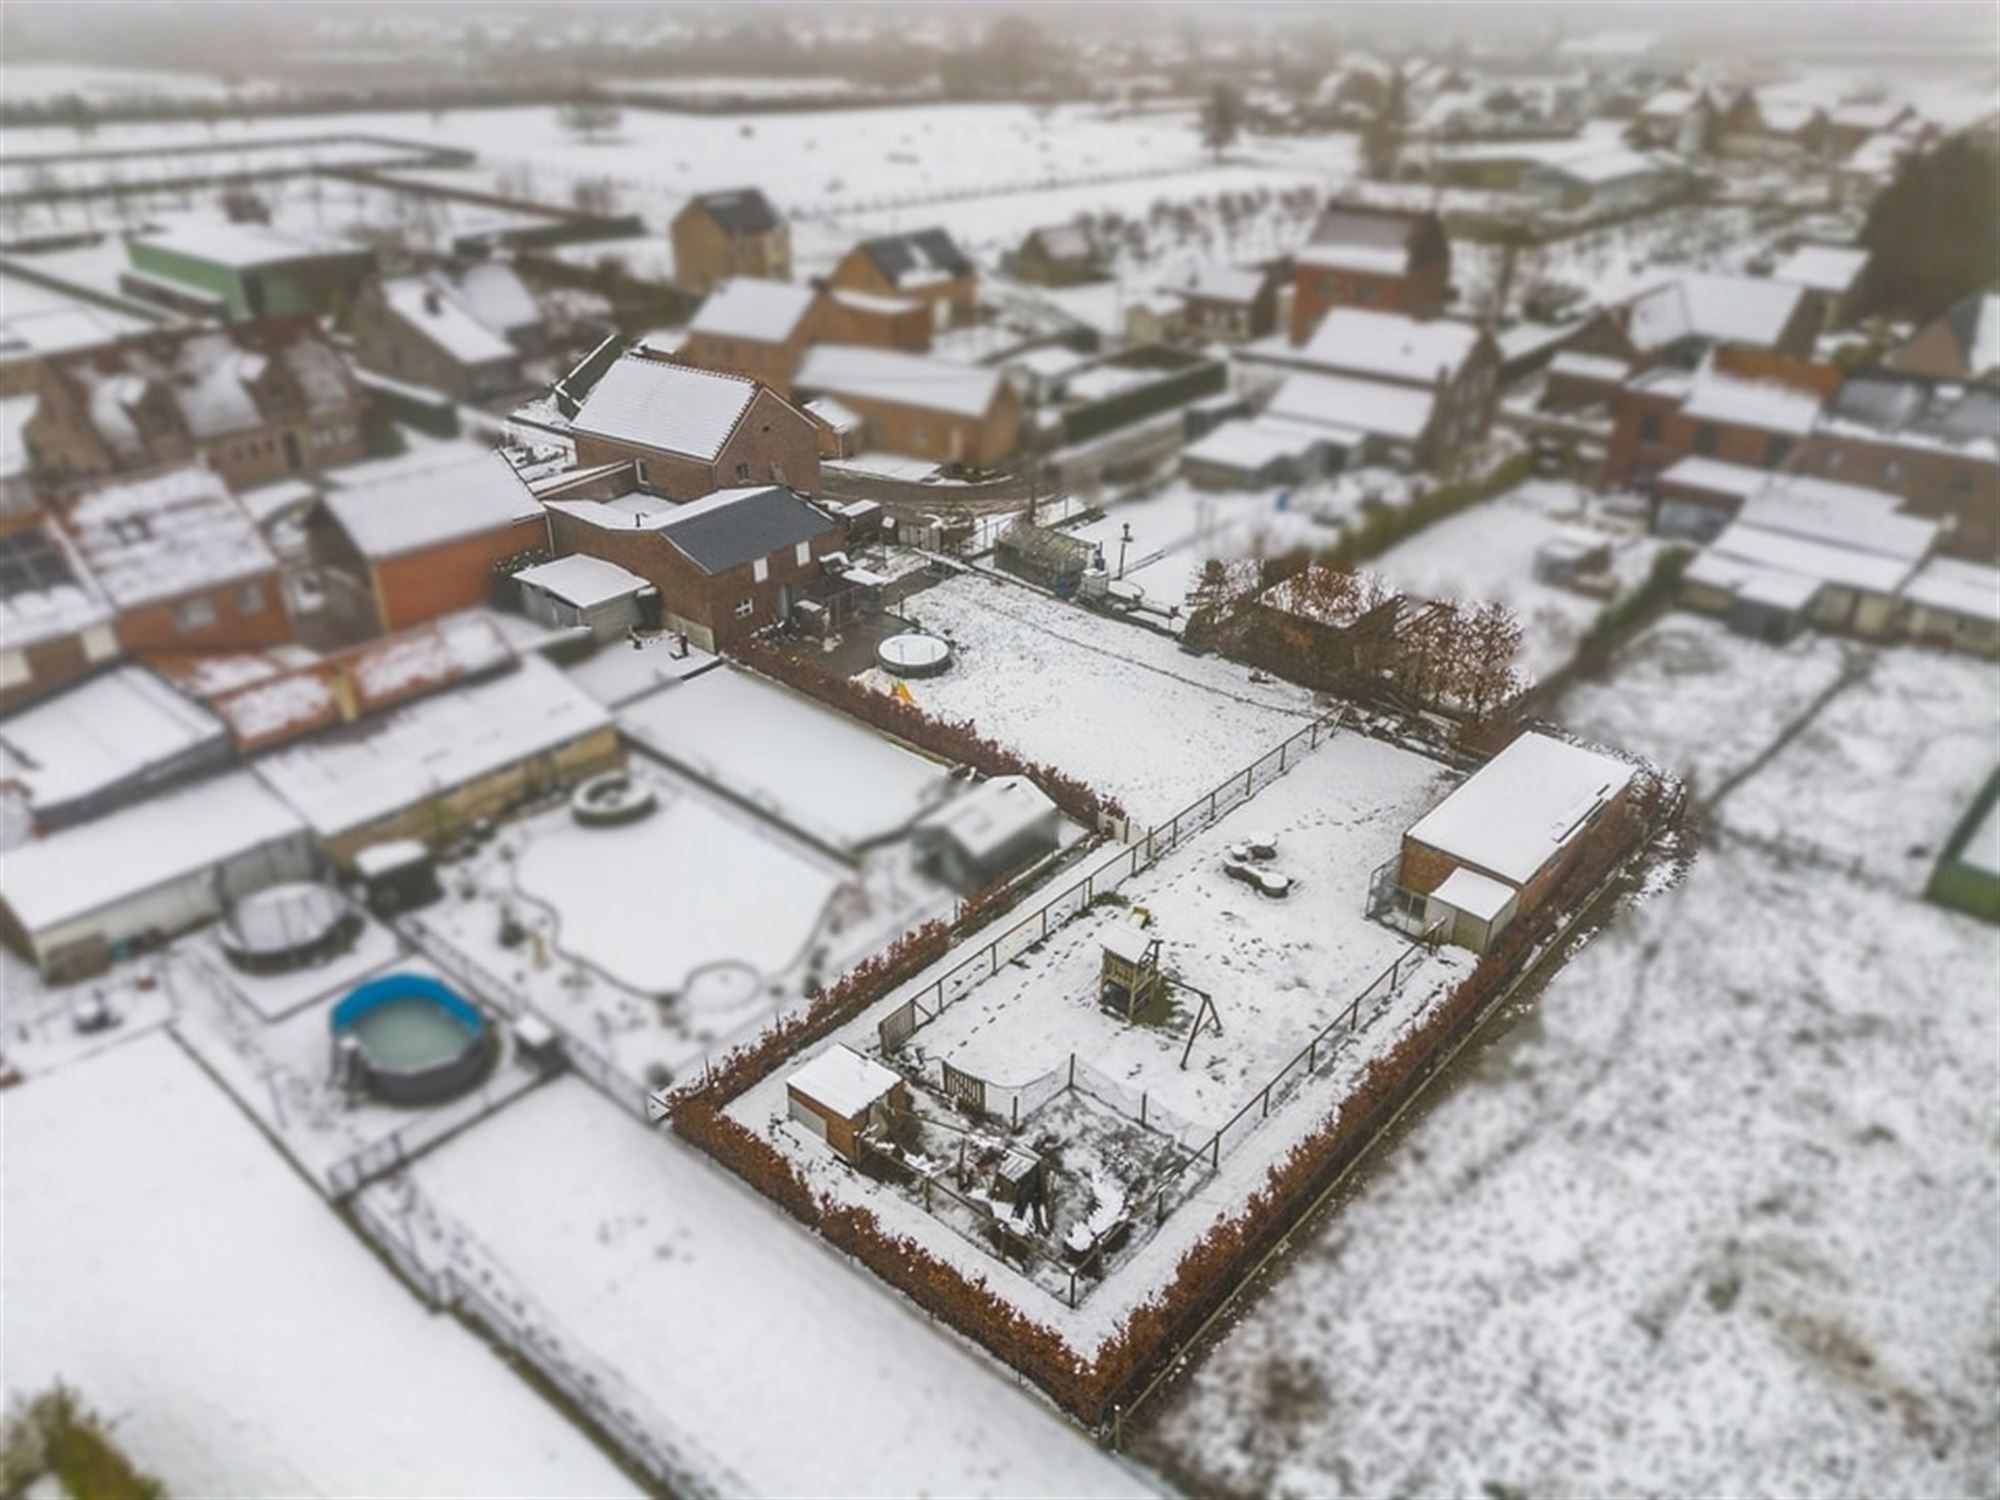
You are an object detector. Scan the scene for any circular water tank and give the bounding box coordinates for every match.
[876,632,952,678]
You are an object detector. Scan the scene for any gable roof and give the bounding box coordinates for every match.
[571,354,760,461]
[1027,224,1093,263]
[690,279,819,345]
[449,260,541,335]
[857,228,973,288]
[381,276,515,366]
[1619,274,1807,352]
[1934,287,2000,380]
[1264,370,1435,442]
[1770,244,1870,296]
[1299,308,1484,383]
[1183,264,1269,305]
[62,463,277,610]
[128,222,358,271]
[684,188,782,237]
[794,345,1004,419]
[651,485,836,576]
[319,449,542,561]
[1297,204,1436,276]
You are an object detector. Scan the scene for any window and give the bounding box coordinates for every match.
[1357,282,1376,305]
[735,463,751,483]
[1766,435,1792,466]
[81,623,117,662]
[1639,412,1663,443]
[0,649,27,691]
[1825,448,1844,472]
[735,598,755,619]
[635,458,649,489]
[1951,469,1973,493]
[176,597,218,633]
[753,557,770,583]
[1885,460,1903,481]
[1693,423,1717,456]
[238,582,266,615]
[795,541,812,565]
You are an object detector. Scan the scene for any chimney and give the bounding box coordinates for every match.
[423,289,443,316]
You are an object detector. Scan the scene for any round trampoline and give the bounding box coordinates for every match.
[330,974,494,1105]
[220,882,361,974]
[876,632,952,678]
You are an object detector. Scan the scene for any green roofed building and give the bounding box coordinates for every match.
[1926,769,2000,923]
[123,224,377,322]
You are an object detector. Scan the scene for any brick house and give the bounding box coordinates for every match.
[348,272,529,402]
[0,502,121,710]
[1268,307,1499,458]
[1392,730,1636,952]
[1013,224,1099,287]
[55,463,291,654]
[817,289,933,353]
[828,229,977,332]
[793,345,1022,467]
[676,279,821,398]
[1291,204,1450,344]
[309,449,547,634]
[545,483,841,652]
[1180,264,1280,343]
[569,352,822,499]
[670,188,791,294]
[1797,374,2000,561]
[1824,100,1917,158]
[26,320,368,492]
[1769,244,1873,332]
[1603,350,1836,489]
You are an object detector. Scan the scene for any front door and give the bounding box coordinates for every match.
[282,432,303,472]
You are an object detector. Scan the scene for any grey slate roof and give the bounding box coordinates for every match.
[654,485,836,576]
[691,188,781,236]
[860,228,972,284]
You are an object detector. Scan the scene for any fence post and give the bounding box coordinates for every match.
[1308,1036,1317,1072]
[1211,1133,1221,1169]
[1209,789,1217,818]
[1261,1082,1271,1118]
[1140,1091,1148,1127]
[1068,1053,1076,1090]
[1244,766,1252,796]
[1279,740,1287,771]
[1011,1094,1019,1131]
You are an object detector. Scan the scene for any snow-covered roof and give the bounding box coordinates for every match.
[1548,351,1631,383]
[383,276,515,366]
[1295,241,1413,275]
[353,837,430,877]
[1028,224,1093,263]
[786,1043,902,1119]
[1843,131,1910,177]
[1529,146,1671,187]
[1406,731,1637,886]
[251,654,610,837]
[449,261,541,336]
[795,345,1004,420]
[1902,555,2000,625]
[1300,309,1484,384]
[2,770,306,934]
[922,774,1058,861]
[1759,99,1825,136]
[1431,865,1516,923]
[1182,416,1337,472]
[514,553,649,610]
[826,288,922,317]
[1703,517,1922,597]
[804,396,864,435]
[130,222,351,270]
[320,450,541,561]
[1265,371,1435,443]
[689,279,819,344]
[1737,488,1938,562]
[1620,274,1806,351]
[1100,919,1157,965]
[1659,455,1895,507]
[0,513,110,651]
[1829,100,1910,131]
[1678,368,1822,436]
[1183,264,1267,305]
[63,464,276,610]
[1640,87,1701,119]
[0,664,224,814]
[1771,244,1870,295]
[571,355,759,461]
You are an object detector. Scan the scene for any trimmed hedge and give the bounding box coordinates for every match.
[1,1385,164,1500]
[675,771,1670,1427]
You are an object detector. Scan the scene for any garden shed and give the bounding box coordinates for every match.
[786,1045,910,1164]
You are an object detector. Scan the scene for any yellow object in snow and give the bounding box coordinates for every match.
[891,680,915,705]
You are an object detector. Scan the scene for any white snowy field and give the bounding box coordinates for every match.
[1064,480,1329,612]
[1139,624,2000,1497]
[1,1031,639,1498]
[1368,481,1665,685]
[620,664,952,852]
[391,1077,1152,1499]
[887,570,1321,825]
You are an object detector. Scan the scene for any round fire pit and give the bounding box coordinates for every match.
[570,770,658,827]
[876,632,952,678]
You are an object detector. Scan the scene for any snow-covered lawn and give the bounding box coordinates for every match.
[1368,480,1665,684]
[730,723,1479,1346]
[620,664,953,852]
[1,1031,638,1498]
[1137,636,2000,1497]
[889,570,1321,825]
[1064,480,1329,612]
[384,1077,1150,1498]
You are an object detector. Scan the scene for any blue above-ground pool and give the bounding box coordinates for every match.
[331,973,494,1105]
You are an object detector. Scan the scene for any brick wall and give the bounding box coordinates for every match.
[1796,431,2000,561]
[1291,255,1449,344]
[828,252,976,330]
[114,569,293,653]
[373,517,546,633]
[1604,387,1799,488]
[572,387,821,500]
